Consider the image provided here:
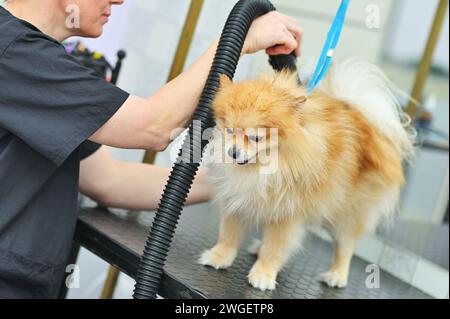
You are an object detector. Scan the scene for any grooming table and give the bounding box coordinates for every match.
[71,203,432,299]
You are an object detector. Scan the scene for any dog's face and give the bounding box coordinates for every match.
[212,74,306,166]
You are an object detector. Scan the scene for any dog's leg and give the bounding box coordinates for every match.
[199,213,247,269]
[248,220,304,291]
[321,234,358,288]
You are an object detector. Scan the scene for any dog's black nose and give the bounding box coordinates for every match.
[228,146,240,159]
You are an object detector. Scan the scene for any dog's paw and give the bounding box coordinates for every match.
[320,270,348,288]
[198,245,237,269]
[247,239,261,255]
[248,263,277,291]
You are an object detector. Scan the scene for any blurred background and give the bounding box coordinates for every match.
[2,0,448,299]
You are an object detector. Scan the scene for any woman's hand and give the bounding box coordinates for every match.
[242,11,303,57]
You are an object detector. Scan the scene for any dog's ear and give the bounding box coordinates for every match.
[219,74,232,88]
[296,95,307,107]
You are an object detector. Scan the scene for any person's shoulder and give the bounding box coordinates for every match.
[0,6,60,58]
[0,6,30,55]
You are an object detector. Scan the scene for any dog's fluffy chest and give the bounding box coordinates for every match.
[208,164,301,223]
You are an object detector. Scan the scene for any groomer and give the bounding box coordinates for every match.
[0,0,303,298]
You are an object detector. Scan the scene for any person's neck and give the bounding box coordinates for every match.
[5,1,72,41]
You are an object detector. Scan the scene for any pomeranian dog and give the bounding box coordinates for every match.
[199,59,414,291]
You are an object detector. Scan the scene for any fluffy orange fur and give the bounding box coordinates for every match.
[199,66,411,291]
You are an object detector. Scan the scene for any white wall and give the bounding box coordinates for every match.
[384,0,449,72]
[382,1,449,223]
[117,0,254,98]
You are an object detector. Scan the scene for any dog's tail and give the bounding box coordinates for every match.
[318,59,415,160]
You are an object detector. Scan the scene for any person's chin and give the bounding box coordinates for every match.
[90,28,104,38]
[81,27,104,38]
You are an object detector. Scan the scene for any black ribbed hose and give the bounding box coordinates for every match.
[133,0,297,299]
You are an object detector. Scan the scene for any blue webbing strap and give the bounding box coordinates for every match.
[306,0,350,94]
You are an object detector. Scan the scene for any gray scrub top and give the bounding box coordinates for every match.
[0,6,130,298]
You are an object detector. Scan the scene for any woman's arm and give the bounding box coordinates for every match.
[79,146,213,210]
[89,11,303,152]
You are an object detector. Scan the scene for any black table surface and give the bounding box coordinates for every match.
[75,204,432,299]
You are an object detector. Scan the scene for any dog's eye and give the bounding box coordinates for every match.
[248,135,262,142]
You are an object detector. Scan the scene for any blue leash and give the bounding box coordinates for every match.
[306,0,350,95]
